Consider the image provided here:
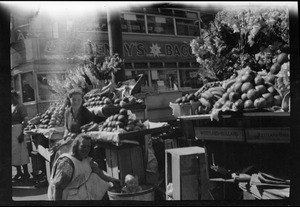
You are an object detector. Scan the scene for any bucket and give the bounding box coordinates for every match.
[107,185,155,201]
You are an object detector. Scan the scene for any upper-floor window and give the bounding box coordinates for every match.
[176,18,200,36]
[200,12,215,29]
[147,15,174,35]
[121,13,146,33]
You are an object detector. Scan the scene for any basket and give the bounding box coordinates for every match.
[107,185,155,201]
[169,102,192,118]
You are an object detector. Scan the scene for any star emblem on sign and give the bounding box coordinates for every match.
[150,43,162,57]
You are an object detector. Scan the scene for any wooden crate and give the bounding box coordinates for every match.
[165,146,208,200]
[105,144,145,186]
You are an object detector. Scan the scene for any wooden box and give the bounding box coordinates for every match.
[105,144,145,186]
[165,147,208,200]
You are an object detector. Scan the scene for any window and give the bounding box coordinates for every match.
[145,8,160,15]
[174,10,186,18]
[178,62,191,68]
[134,62,148,69]
[160,8,173,16]
[21,72,35,102]
[37,73,65,101]
[125,70,149,87]
[165,62,177,68]
[99,16,108,32]
[147,16,174,35]
[176,18,200,36]
[13,75,21,96]
[200,12,215,29]
[125,62,133,69]
[150,62,163,68]
[151,69,178,91]
[186,11,198,19]
[121,14,145,33]
[179,69,203,89]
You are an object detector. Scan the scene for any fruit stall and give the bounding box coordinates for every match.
[167,7,291,200]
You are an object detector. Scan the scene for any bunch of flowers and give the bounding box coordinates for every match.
[190,7,289,81]
[88,53,124,81]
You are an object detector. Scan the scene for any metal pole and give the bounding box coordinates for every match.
[107,8,125,84]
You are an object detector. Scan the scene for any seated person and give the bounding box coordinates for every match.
[121,174,142,194]
[48,134,120,200]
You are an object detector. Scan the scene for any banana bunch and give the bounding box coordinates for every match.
[195,81,223,97]
[197,86,225,114]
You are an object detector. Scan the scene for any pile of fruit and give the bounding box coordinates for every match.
[80,108,147,133]
[83,93,140,109]
[99,108,146,133]
[212,68,283,112]
[171,61,290,116]
[26,101,68,129]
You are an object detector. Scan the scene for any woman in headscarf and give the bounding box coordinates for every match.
[52,88,94,162]
[48,134,120,200]
[11,90,30,181]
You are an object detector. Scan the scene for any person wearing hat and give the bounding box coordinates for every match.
[52,88,94,162]
[11,90,31,181]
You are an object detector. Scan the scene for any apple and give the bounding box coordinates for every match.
[244,99,254,109]
[254,76,265,85]
[262,93,274,106]
[247,89,260,101]
[255,85,267,95]
[273,95,282,106]
[254,97,267,109]
[241,93,248,101]
[241,74,254,83]
[214,101,223,109]
[241,82,254,93]
[234,99,244,110]
[264,74,276,84]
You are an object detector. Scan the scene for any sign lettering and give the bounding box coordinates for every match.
[41,39,196,61]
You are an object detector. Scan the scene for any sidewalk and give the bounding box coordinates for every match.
[12,158,49,201]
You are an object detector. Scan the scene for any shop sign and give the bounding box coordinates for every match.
[40,38,196,61]
[123,42,195,61]
[195,127,245,142]
[245,127,290,143]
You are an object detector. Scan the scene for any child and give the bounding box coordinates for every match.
[121,174,142,193]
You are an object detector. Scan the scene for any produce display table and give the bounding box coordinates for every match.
[89,104,147,121]
[179,111,291,200]
[26,123,170,186]
[86,123,170,186]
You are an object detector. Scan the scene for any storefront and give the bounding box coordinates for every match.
[11,6,216,119]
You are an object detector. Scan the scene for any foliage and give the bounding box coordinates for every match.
[47,40,124,98]
[191,7,289,81]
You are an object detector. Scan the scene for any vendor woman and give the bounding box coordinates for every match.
[52,88,94,162]
[11,90,30,181]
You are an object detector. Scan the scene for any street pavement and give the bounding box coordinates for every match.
[12,158,49,201]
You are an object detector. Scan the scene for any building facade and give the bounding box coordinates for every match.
[10,5,216,120]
